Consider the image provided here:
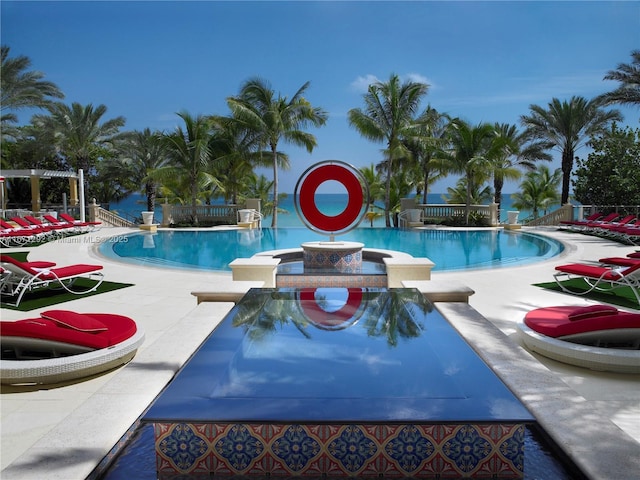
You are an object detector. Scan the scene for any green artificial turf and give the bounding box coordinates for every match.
[1,278,133,312]
[534,278,639,311]
[1,251,31,262]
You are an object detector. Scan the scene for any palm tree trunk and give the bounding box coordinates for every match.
[384,157,392,227]
[422,163,430,204]
[561,148,574,204]
[494,177,504,213]
[145,181,155,212]
[191,171,198,226]
[271,147,278,228]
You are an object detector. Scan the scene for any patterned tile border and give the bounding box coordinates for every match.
[154,422,525,478]
[303,248,362,273]
[277,275,387,288]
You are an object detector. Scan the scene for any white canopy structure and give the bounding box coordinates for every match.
[0,169,86,221]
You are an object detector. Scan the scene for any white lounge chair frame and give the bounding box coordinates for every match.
[0,263,105,307]
[553,264,640,305]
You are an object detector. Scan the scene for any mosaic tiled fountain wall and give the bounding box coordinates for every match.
[154,422,525,478]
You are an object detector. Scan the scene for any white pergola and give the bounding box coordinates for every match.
[0,169,86,221]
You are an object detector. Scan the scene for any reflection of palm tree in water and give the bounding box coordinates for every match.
[363,289,427,346]
[231,289,429,346]
[232,289,311,341]
[490,229,502,263]
[448,230,501,268]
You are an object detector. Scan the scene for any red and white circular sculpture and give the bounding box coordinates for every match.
[294,161,369,272]
[294,160,368,236]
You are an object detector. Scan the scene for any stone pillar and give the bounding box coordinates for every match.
[245,198,261,213]
[161,203,173,227]
[489,202,499,226]
[400,197,417,211]
[88,198,100,223]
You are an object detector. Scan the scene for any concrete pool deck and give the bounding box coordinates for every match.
[1,226,639,479]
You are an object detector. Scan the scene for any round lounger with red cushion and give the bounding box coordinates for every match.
[0,310,144,385]
[517,305,640,374]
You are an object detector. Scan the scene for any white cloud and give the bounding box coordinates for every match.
[405,73,433,88]
[350,73,435,94]
[350,74,381,93]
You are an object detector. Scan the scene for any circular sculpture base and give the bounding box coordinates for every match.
[301,241,364,274]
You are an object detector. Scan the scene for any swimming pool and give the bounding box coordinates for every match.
[99,228,563,272]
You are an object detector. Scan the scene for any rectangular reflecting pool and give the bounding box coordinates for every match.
[142,288,535,478]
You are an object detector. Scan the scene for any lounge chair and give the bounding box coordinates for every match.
[598,256,640,267]
[43,214,82,233]
[0,227,33,247]
[558,211,602,229]
[24,215,76,236]
[1,309,145,384]
[553,262,640,305]
[0,219,48,244]
[58,213,101,231]
[0,255,104,307]
[588,215,637,236]
[576,212,621,232]
[619,224,640,245]
[10,216,58,238]
[517,305,640,373]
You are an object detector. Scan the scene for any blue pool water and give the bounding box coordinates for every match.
[99,228,563,272]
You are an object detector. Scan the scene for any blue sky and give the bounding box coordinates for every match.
[2,1,639,193]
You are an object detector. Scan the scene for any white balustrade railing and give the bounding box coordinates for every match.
[162,204,238,226]
[400,203,498,228]
[95,207,136,227]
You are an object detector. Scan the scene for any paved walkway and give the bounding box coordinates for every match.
[1,226,639,479]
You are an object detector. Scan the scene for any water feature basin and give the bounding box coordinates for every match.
[142,287,534,478]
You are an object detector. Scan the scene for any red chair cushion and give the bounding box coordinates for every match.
[40,310,108,332]
[1,312,138,350]
[566,305,618,321]
[524,306,640,338]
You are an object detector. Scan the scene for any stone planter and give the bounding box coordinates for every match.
[141,211,154,225]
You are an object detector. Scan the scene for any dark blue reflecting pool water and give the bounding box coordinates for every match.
[97,289,582,479]
[100,228,563,272]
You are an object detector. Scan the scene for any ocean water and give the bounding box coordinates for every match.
[109,193,531,227]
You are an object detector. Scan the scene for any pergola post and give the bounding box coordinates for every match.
[79,169,85,222]
[69,177,79,206]
[30,172,41,213]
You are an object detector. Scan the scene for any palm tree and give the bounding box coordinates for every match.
[520,96,621,205]
[358,164,384,226]
[403,106,450,204]
[244,173,286,220]
[155,111,219,224]
[490,123,552,212]
[226,78,328,228]
[596,50,640,108]
[1,45,64,126]
[208,115,261,205]
[116,128,169,212]
[31,102,125,199]
[511,165,561,219]
[447,178,493,205]
[348,74,429,227]
[443,119,497,225]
